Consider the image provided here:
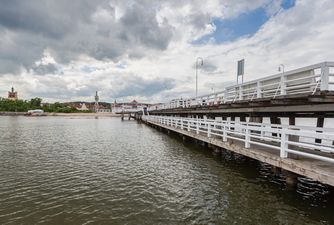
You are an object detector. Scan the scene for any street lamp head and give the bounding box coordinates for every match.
[278,64,285,73]
[196,57,204,66]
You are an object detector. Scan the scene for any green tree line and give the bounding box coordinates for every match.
[0,98,93,113]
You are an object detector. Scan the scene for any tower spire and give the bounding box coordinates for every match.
[94,91,99,112]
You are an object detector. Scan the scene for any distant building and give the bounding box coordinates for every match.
[97,106,111,113]
[92,91,111,113]
[70,102,111,113]
[112,100,150,113]
[76,103,89,111]
[8,87,18,100]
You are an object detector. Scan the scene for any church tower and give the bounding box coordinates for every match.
[8,87,18,100]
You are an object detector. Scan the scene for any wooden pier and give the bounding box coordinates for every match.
[141,62,334,187]
[143,116,334,186]
[121,111,142,121]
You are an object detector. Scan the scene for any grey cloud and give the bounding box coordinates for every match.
[0,59,21,74]
[16,71,176,101]
[23,77,74,99]
[0,0,104,38]
[26,83,102,101]
[0,0,273,75]
[0,0,174,74]
[187,12,211,31]
[0,29,46,74]
[32,63,58,75]
[201,62,218,73]
[111,74,176,98]
[120,3,174,50]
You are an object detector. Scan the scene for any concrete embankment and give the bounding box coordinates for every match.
[0,112,26,116]
[0,112,122,117]
[47,112,122,117]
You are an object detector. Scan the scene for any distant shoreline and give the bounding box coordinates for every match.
[0,112,122,117]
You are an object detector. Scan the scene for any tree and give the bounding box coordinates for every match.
[30,98,42,108]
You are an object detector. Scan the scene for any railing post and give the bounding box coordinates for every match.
[239,86,243,100]
[196,119,199,134]
[320,63,329,91]
[181,119,183,130]
[223,121,227,142]
[280,74,287,95]
[245,124,250,148]
[257,81,261,98]
[223,90,227,103]
[280,128,288,158]
[208,122,211,138]
[261,124,265,139]
[188,119,190,131]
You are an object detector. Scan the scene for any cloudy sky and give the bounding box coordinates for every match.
[0,0,333,103]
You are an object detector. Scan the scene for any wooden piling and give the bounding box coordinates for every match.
[282,169,298,187]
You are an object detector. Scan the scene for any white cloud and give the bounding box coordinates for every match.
[0,0,334,103]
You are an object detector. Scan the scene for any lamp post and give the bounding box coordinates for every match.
[278,64,285,73]
[278,64,285,96]
[196,57,204,98]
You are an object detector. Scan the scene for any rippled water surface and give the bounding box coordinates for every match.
[0,116,333,225]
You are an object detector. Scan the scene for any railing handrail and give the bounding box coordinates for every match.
[149,62,334,110]
[149,115,334,133]
[227,61,328,89]
[185,62,331,99]
[143,115,334,163]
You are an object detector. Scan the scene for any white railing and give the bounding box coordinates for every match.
[143,115,334,164]
[112,106,147,113]
[148,62,334,111]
